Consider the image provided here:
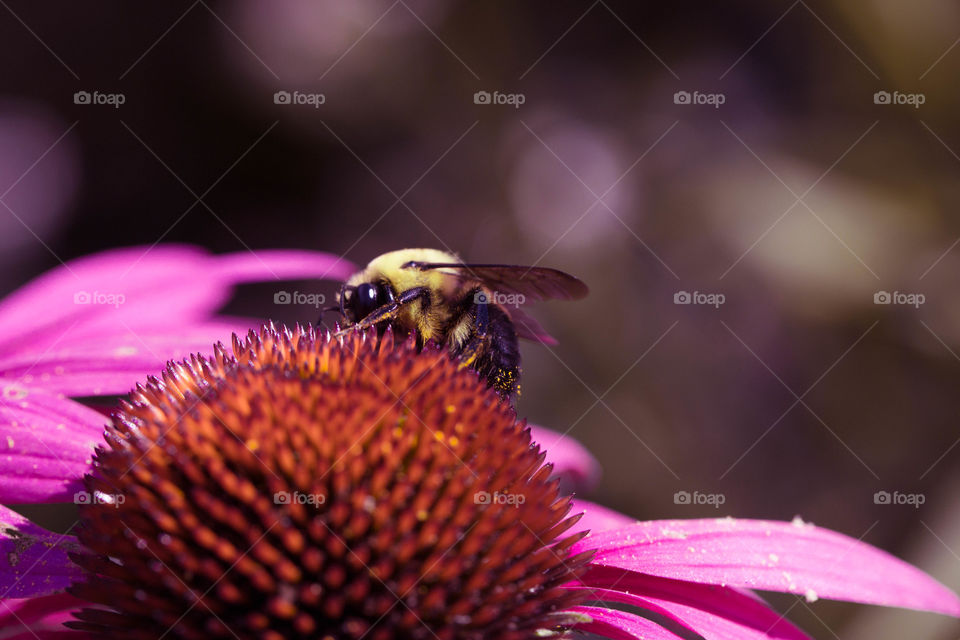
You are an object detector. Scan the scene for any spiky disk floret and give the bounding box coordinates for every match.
[68,324,591,640]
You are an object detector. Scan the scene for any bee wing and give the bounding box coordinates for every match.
[403,262,589,302]
[505,307,559,345]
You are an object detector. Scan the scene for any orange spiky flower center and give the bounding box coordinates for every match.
[68,325,591,640]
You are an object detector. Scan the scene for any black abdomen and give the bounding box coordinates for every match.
[472,304,521,396]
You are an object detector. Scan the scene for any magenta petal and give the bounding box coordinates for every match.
[568,499,636,536]
[0,382,105,503]
[574,518,960,617]
[0,593,88,639]
[0,506,85,598]
[212,249,356,283]
[0,321,249,396]
[0,246,353,361]
[568,605,682,639]
[575,566,812,640]
[0,246,219,351]
[528,424,599,489]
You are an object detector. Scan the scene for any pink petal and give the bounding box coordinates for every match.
[211,249,356,283]
[0,593,88,639]
[568,605,682,639]
[0,246,217,355]
[574,518,960,617]
[574,565,811,640]
[528,424,599,489]
[0,506,85,598]
[0,246,353,360]
[0,321,249,396]
[0,381,106,504]
[568,498,637,536]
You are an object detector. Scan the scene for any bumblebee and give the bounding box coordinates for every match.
[329,248,588,396]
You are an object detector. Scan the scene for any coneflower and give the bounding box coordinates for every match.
[67,325,590,639]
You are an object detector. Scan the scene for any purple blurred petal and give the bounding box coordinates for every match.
[568,499,636,536]
[0,382,105,503]
[0,246,353,361]
[0,321,246,396]
[568,605,681,639]
[0,246,217,355]
[212,249,356,283]
[575,566,811,640]
[528,424,599,489]
[0,506,85,598]
[0,593,88,639]
[575,518,960,616]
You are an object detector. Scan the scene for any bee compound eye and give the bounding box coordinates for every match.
[353,283,380,320]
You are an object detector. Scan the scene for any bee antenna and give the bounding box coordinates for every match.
[317,304,346,330]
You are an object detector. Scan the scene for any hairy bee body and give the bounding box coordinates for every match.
[335,249,586,397]
[349,249,471,344]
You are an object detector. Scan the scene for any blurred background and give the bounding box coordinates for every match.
[1,1,960,636]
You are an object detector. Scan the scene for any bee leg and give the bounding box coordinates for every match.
[456,333,489,369]
[454,289,490,369]
[455,292,520,396]
[334,287,430,337]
